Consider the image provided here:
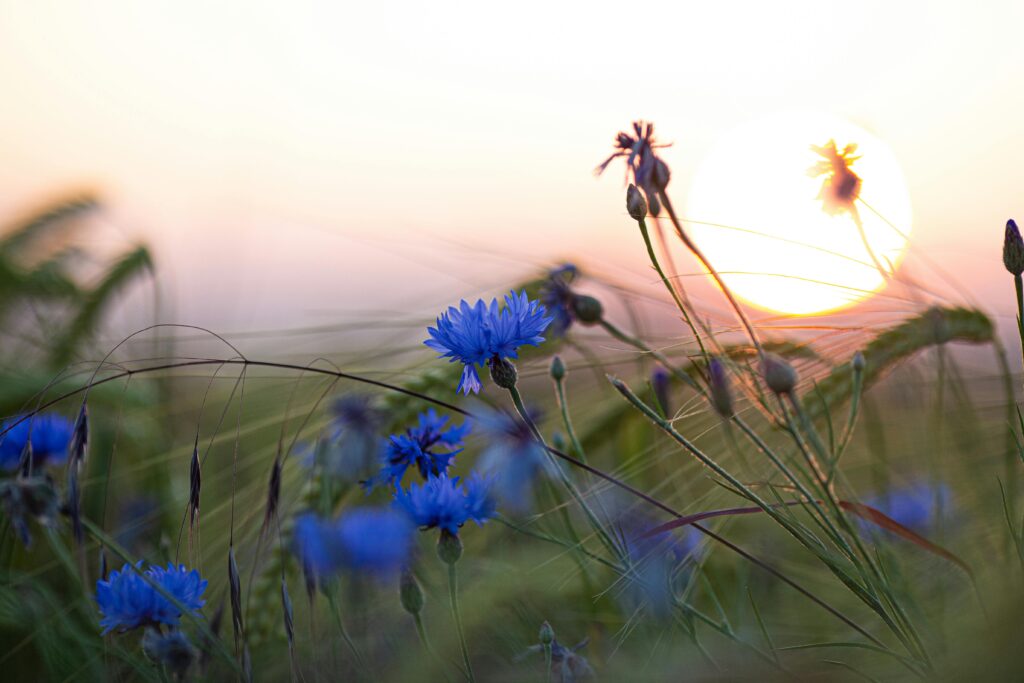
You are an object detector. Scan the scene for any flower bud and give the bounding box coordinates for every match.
[539,621,554,645]
[651,365,671,416]
[708,358,734,418]
[142,629,195,680]
[571,295,603,325]
[400,570,425,615]
[626,184,648,221]
[851,351,866,373]
[437,529,464,566]
[489,357,518,389]
[652,158,671,190]
[550,356,566,382]
[552,431,567,452]
[761,353,797,395]
[1004,219,1024,276]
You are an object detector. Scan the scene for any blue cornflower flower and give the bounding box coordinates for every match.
[462,472,498,526]
[370,409,469,488]
[0,413,73,471]
[292,507,415,580]
[96,562,208,634]
[862,483,952,533]
[474,407,550,512]
[394,473,497,536]
[425,290,552,394]
[539,264,578,337]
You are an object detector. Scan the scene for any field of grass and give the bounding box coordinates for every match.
[2,137,1023,682]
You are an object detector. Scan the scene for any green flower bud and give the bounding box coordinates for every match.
[761,352,797,395]
[550,355,566,382]
[626,184,648,221]
[571,295,603,325]
[437,529,463,566]
[489,357,518,389]
[539,621,554,645]
[400,570,424,615]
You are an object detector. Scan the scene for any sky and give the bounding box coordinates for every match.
[0,1,1021,345]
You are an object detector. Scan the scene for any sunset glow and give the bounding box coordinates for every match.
[685,112,913,315]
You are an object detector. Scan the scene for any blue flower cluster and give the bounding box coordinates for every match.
[293,507,415,579]
[394,473,497,535]
[95,562,208,634]
[370,409,469,488]
[0,413,73,471]
[425,290,552,394]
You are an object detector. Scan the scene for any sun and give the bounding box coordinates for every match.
[684,112,912,316]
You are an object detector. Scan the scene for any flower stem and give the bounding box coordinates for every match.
[447,563,475,683]
[413,612,456,683]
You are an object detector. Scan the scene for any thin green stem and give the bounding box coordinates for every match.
[447,563,475,683]
[413,613,455,683]
[326,586,366,674]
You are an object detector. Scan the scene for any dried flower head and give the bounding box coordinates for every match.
[808,139,862,215]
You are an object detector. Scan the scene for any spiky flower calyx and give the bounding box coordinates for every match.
[626,184,647,221]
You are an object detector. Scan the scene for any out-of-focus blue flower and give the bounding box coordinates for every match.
[618,517,701,619]
[651,365,672,416]
[394,473,497,535]
[293,513,345,578]
[474,407,550,513]
[370,410,469,488]
[862,482,952,533]
[595,121,671,215]
[321,395,384,482]
[142,629,195,678]
[425,290,552,394]
[292,507,415,580]
[96,562,208,634]
[539,264,578,337]
[462,472,498,526]
[336,508,415,574]
[0,413,73,471]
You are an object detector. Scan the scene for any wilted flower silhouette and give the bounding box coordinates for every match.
[808,139,862,215]
[0,413,73,471]
[595,120,671,215]
[369,409,469,488]
[96,562,208,634]
[425,290,552,394]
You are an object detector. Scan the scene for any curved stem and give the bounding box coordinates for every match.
[447,563,475,683]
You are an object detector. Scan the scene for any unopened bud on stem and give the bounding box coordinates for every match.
[708,358,734,418]
[1004,219,1024,276]
[489,357,518,389]
[571,295,603,325]
[626,184,648,221]
[761,352,797,395]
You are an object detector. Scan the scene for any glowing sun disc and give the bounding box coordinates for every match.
[685,112,912,316]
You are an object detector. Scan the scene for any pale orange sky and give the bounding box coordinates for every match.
[0,1,1021,338]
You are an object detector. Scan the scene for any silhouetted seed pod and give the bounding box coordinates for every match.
[70,403,89,468]
[281,578,295,650]
[400,570,425,615]
[264,458,282,528]
[550,355,566,382]
[188,441,201,527]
